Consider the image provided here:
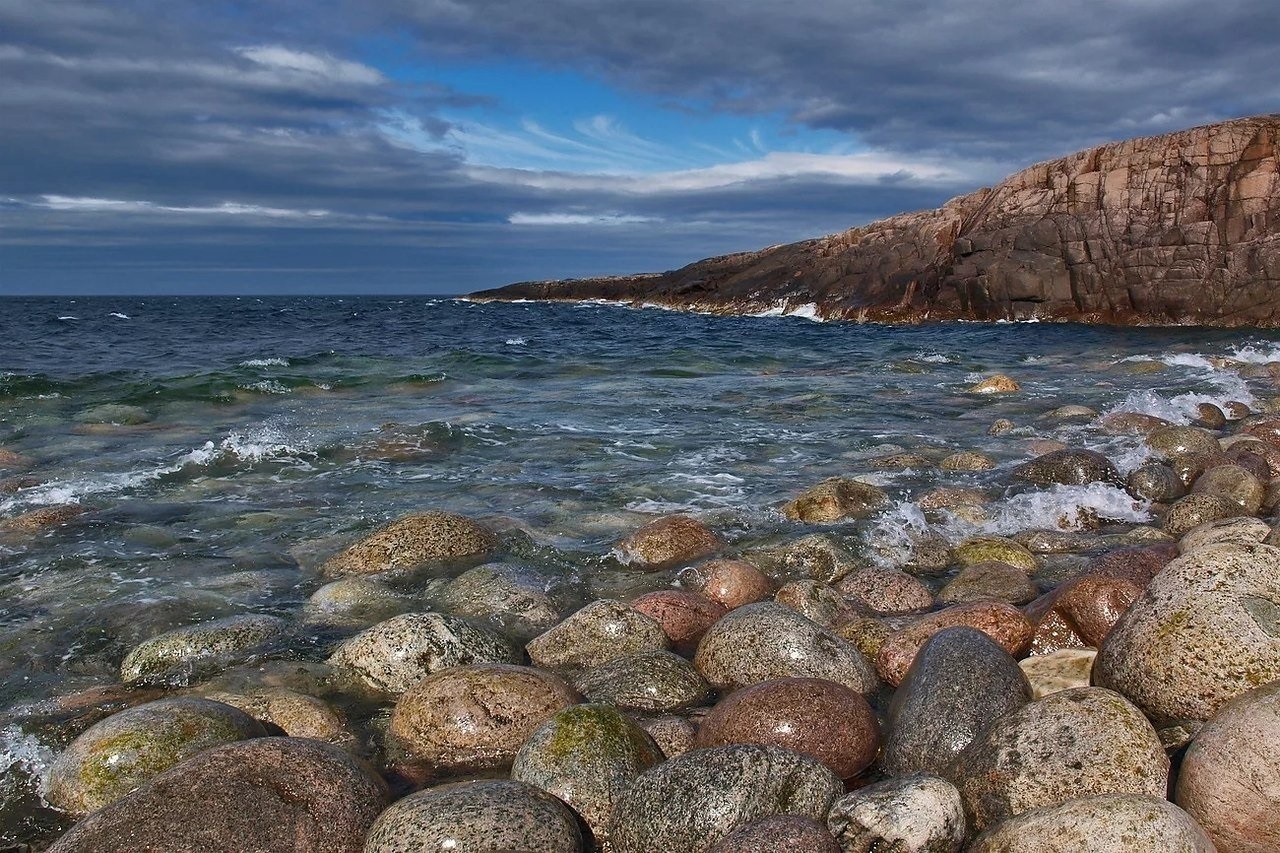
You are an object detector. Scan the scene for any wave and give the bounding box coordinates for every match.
[238,358,290,367]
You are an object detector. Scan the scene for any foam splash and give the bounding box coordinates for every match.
[0,723,54,784]
[915,352,954,364]
[1228,343,1280,364]
[748,300,826,321]
[240,380,291,395]
[238,358,289,367]
[975,483,1152,535]
[505,338,527,346]
[108,312,130,320]
[177,426,316,467]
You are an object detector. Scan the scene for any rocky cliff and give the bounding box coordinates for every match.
[474,115,1280,325]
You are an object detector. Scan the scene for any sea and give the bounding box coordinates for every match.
[2,295,1280,845]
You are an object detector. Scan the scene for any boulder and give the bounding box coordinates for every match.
[940,451,997,471]
[1147,426,1222,460]
[615,514,723,570]
[1127,462,1187,502]
[631,589,727,653]
[120,614,289,687]
[573,650,711,713]
[827,774,966,853]
[678,559,775,609]
[968,375,1020,394]
[201,688,357,752]
[782,477,888,523]
[707,815,841,853]
[1163,493,1238,538]
[440,562,580,639]
[1190,464,1265,515]
[937,561,1037,606]
[876,602,1034,686]
[1011,449,1121,487]
[526,600,669,673]
[968,795,1215,853]
[836,567,934,614]
[954,537,1036,572]
[1178,516,1272,553]
[773,580,851,626]
[320,511,498,577]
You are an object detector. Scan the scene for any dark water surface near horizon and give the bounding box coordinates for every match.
[2,295,1280,845]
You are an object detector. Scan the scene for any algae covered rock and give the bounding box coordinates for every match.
[327,611,518,695]
[511,704,664,848]
[954,536,1037,571]
[201,687,357,752]
[48,738,386,853]
[43,697,266,815]
[782,477,888,523]
[120,614,289,687]
[320,511,498,577]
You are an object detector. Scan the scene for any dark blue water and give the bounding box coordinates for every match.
[2,295,1279,845]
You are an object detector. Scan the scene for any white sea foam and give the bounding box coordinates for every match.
[56,315,79,321]
[240,380,291,395]
[178,426,316,467]
[0,723,54,783]
[747,299,826,321]
[1227,343,1280,364]
[505,337,527,346]
[915,352,954,364]
[108,312,130,320]
[238,358,289,367]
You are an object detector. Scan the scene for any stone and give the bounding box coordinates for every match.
[946,687,1169,832]
[631,589,727,653]
[320,511,498,577]
[969,375,1020,394]
[1179,516,1272,553]
[42,697,266,815]
[1043,405,1098,422]
[836,567,934,614]
[1024,570,1146,653]
[1127,462,1187,502]
[917,487,990,511]
[694,677,879,779]
[574,650,711,712]
[869,452,935,471]
[440,562,580,639]
[836,615,896,660]
[326,612,518,695]
[694,602,878,693]
[1011,449,1121,487]
[1190,463,1265,515]
[526,599,669,673]
[633,714,698,759]
[749,534,866,584]
[202,688,357,752]
[511,704,663,849]
[120,614,288,687]
[615,514,723,570]
[882,628,1032,777]
[1019,649,1097,698]
[608,744,842,853]
[678,559,775,609]
[968,795,1215,853]
[1175,680,1280,853]
[1163,493,1238,538]
[940,451,997,471]
[1099,412,1171,435]
[876,602,1034,686]
[1242,416,1280,449]
[988,418,1016,435]
[773,579,851,626]
[1147,426,1222,460]
[954,536,1037,571]
[0,504,86,535]
[782,476,888,523]
[1094,543,1280,726]
[827,774,966,853]
[363,780,581,853]
[937,561,1037,605]
[75,404,151,425]
[1194,402,1228,430]
[47,738,386,853]
[303,575,418,627]
[1013,529,1090,554]
[707,815,841,853]
[387,663,580,774]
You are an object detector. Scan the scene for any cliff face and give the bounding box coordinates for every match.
[474,115,1280,325]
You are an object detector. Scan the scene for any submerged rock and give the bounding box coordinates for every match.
[120,614,289,687]
[968,375,1020,394]
[440,561,580,639]
[782,476,888,523]
[678,559,775,609]
[320,511,498,577]
[615,514,723,570]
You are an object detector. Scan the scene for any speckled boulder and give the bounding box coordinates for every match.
[1170,451,1234,488]
[1147,426,1222,460]
[387,664,579,774]
[202,688,357,752]
[634,714,698,759]
[1190,464,1265,515]
[968,375,1019,394]
[876,602,1034,687]
[988,418,1016,435]
[120,614,289,687]
[782,476,888,523]
[679,559,775,609]
[836,567,934,614]
[608,744,843,853]
[946,687,1169,832]
[43,697,266,815]
[47,738,386,853]
[882,628,1031,777]
[363,780,581,853]
[320,511,498,577]
[1018,649,1097,699]
[917,487,990,512]
[440,562,581,639]
[327,612,518,695]
[968,795,1215,853]
[937,562,1037,606]
[1011,449,1121,487]
[940,451,997,472]
[837,615,896,660]
[632,589,727,653]
[1242,416,1280,449]
[1163,493,1239,537]
[1099,412,1171,435]
[954,537,1036,572]
[1024,570,1146,654]
[707,815,841,853]
[303,576,419,627]
[695,677,880,779]
[827,774,966,853]
[526,599,669,673]
[615,514,723,570]
[749,534,867,584]
[512,704,663,849]
[574,650,711,712]
[1127,462,1187,502]
[773,580,851,626]
[1176,680,1280,853]
[694,602,878,693]
[0,503,85,535]
[1094,543,1280,726]
[1179,516,1272,553]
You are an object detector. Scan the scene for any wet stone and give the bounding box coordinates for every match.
[363,779,582,853]
[988,418,1016,435]
[1146,425,1222,460]
[1126,462,1187,502]
[876,601,1034,687]
[694,676,880,780]
[440,562,581,640]
[968,794,1215,853]
[1178,515,1271,553]
[781,476,888,523]
[303,575,420,628]
[954,536,1037,572]
[201,687,358,752]
[608,744,842,853]
[574,649,711,713]
[633,714,699,759]
[615,514,723,570]
[773,579,851,626]
[968,375,1020,394]
[939,451,997,471]
[749,534,867,584]
[1099,412,1171,435]
[120,614,289,687]
[631,589,727,654]
[526,599,670,673]
[827,774,966,853]
[837,567,934,614]
[694,602,878,693]
[1162,493,1238,538]
[320,511,499,577]
[707,815,841,853]
[1190,463,1265,515]
[1010,449,1121,487]
[678,559,775,610]
[327,612,518,695]
[937,561,1037,606]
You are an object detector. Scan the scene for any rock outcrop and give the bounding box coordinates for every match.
[475,115,1280,325]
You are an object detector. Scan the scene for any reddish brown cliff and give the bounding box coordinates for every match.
[475,115,1280,325]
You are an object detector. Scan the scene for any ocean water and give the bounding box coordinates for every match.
[2,295,1280,844]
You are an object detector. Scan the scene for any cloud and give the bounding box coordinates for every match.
[508,211,660,226]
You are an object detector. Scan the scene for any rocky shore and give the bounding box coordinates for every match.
[474,114,1280,326]
[7,367,1280,851]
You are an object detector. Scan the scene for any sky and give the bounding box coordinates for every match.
[1,0,1277,295]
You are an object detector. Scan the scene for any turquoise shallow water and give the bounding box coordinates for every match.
[2,295,1280,845]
